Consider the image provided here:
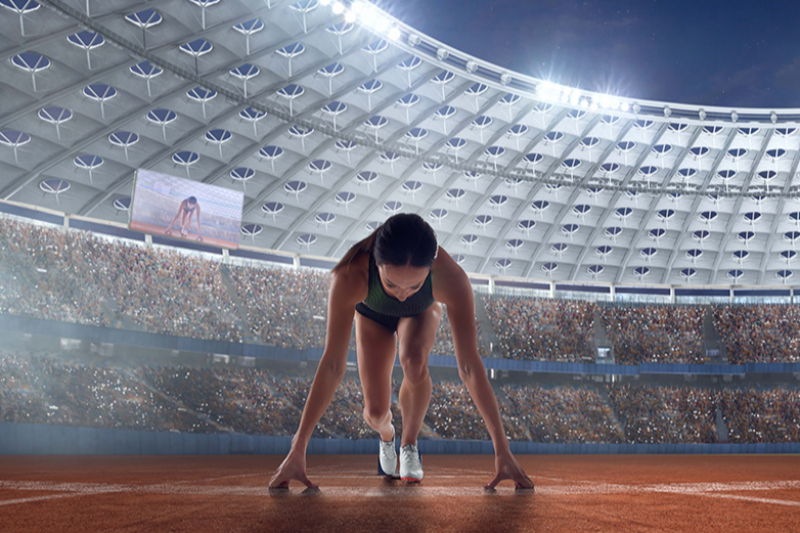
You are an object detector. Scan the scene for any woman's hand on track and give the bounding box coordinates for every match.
[268,450,318,490]
[485,452,534,491]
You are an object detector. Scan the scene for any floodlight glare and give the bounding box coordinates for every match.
[320,0,331,5]
[620,101,630,112]
[344,10,356,23]
[332,1,344,14]
[538,81,560,101]
[351,1,365,13]
[388,26,401,40]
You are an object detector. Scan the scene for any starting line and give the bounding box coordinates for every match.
[1,479,799,506]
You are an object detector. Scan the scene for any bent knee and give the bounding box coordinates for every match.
[399,356,430,384]
[363,404,390,425]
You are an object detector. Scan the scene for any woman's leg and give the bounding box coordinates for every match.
[396,302,442,447]
[355,312,398,441]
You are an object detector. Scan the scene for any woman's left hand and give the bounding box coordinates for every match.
[485,451,534,490]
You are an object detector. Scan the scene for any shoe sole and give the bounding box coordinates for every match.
[401,477,422,483]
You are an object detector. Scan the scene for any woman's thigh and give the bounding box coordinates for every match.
[355,312,397,409]
[397,302,442,373]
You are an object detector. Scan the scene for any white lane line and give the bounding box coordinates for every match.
[0,493,93,507]
[702,493,800,507]
[1,479,799,505]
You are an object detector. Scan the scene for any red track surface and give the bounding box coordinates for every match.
[1,455,799,532]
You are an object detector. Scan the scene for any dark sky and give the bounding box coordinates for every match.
[379,0,800,109]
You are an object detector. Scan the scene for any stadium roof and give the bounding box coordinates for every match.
[3,0,800,286]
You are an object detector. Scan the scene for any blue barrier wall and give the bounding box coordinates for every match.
[2,423,798,455]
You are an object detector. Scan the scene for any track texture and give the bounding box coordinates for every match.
[0,455,798,532]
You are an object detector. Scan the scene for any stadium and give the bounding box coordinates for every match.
[0,0,799,531]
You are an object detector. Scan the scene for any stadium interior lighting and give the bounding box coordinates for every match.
[344,10,356,23]
[320,0,331,5]
[388,26,401,41]
[351,1,365,13]
[332,1,344,15]
[537,81,561,101]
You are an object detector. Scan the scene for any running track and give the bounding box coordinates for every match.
[0,455,798,532]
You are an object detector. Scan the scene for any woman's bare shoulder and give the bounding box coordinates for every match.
[431,247,470,303]
[331,252,369,304]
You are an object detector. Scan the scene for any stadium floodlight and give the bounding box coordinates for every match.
[620,101,630,112]
[320,0,330,4]
[345,10,356,23]
[388,26,401,41]
[332,1,344,14]
[351,1,365,13]
[538,81,560,102]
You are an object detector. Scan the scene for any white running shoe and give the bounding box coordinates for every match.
[378,424,398,477]
[400,444,423,483]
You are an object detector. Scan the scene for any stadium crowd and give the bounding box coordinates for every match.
[482,296,596,362]
[712,304,800,364]
[0,350,213,432]
[720,386,800,443]
[607,385,718,444]
[501,384,625,443]
[7,216,800,365]
[601,305,705,364]
[4,351,799,445]
[0,218,243,342]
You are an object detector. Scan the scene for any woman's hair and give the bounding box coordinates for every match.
[187,196,197,204]
[332,213,438,273]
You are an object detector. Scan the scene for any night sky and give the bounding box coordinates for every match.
[378,0,800,109]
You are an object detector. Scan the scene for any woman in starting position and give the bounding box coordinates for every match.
[269,213,533,490]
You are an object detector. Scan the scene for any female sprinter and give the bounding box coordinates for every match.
[165,196,203,241]
[269,213,533,490]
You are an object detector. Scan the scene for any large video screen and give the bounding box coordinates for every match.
[129,169,243,249]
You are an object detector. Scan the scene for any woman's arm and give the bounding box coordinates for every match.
[289,272,356,452]
[433,248,534,489]
[269,266,364,488]
[193,205,202,237]
[165,201,184,233]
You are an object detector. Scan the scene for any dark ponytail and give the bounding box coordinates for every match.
[332,213,438,273]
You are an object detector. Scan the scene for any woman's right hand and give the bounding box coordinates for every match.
[268,449,318,489]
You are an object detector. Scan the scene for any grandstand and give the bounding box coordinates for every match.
[1,1,800,531]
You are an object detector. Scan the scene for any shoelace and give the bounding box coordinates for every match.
[401,445,420,465]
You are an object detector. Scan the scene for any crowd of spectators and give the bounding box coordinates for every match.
[712,305,800,364]
[226,264,330,349]
[0,218,113,327]
[4,350,800,444]
[0,350,213,432]
[501,384,624,443]
[482,296,596,362]
[424,380,491,441]
[602,305,705,364]
[0,218,243,342]
[720,386,800,443]
[607,385,718,444]
[9,216,800,364]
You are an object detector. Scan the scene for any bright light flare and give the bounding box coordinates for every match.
[344,10,356,23]
[388,26,401,40]
[332,1,344,14]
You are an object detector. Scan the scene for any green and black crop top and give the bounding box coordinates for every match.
[360,253,434,317]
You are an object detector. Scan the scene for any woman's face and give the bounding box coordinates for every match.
[377,263,429,302]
